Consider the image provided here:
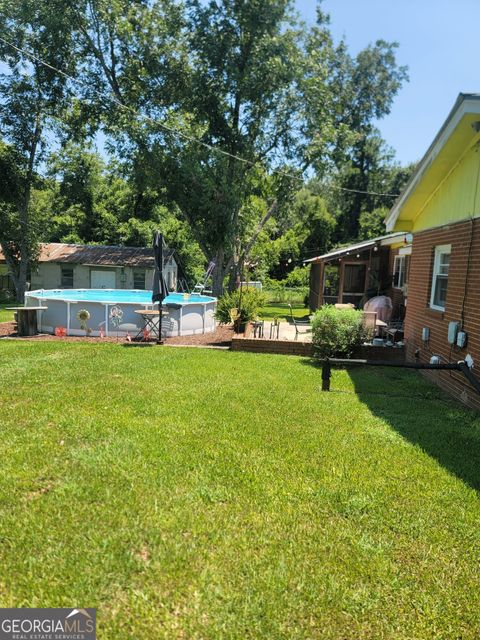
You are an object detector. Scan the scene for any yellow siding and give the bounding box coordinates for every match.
[411,146,480,232]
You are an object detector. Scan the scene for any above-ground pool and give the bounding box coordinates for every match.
[25,289,217,338]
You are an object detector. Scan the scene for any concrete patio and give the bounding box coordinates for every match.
[251,320,312,342]
[231,320,313,356]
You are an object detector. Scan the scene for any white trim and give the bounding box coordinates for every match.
[393,255,406,289]
[304,232,407,263]
[429,244,451,311]
[398,245,412,256]
[103,303,109,337]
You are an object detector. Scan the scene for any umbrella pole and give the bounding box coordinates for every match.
[157,304,164,345]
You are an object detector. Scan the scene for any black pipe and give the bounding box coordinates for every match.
[458,361,480,395]
[321,357,480,397]
[326,358,461,370]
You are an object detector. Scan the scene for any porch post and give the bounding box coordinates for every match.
[338,261,345,304]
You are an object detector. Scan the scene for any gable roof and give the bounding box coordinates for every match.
[304,232,408,264]
[0,243,174,268]
[386,93,480,231]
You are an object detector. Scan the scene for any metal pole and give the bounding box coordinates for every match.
[321,358,331,391]
[157,232,164,345]
[157,304,163,345]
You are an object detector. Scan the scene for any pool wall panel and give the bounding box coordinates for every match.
[25,291,217,338]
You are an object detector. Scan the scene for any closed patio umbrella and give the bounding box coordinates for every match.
[152,230,169,344]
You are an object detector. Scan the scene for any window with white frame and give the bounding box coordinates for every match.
[430,244,451,311]
[393,255,406,288]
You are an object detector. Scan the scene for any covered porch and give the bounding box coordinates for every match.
[306,232,409,311]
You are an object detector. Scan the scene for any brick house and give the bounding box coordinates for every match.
[386,93,480,408]
[0,243,178,293]
[306,232,409,318]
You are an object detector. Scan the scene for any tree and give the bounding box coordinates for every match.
[0,0,413,299]
[0,0,75,300]
[250,187,336,280]
[157,0,308,295]
[358,206,389,240]
[47,142,108,242]
[63,0,307,295]
[302,8,409,241]
[0,141,42,297]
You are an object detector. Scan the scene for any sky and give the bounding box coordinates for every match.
[296,0,480,165]
[2,1,478,168]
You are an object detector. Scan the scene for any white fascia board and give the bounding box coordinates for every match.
[385,94,480,232]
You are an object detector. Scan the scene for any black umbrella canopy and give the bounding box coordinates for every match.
[152,231,169,305]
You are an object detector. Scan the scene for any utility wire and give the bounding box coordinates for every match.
[0,34,401,199]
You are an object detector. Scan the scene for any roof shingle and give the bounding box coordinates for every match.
[0,243,166,268]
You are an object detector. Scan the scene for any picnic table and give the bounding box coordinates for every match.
[7,306,48,336]
[134,308,169,341]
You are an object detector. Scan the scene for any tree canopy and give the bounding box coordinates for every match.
[0,0,413,299]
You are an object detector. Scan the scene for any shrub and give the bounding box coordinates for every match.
[263,277,308,304]
[311,305,365,358]
[215,287,267,325]
[284,266,310,287]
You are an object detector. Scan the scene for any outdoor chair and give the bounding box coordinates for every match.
[252,318,264,338]
[288,303,312,341]
[384,320,404,344]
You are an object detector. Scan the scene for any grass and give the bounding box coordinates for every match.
[258,301,310,321]
[0,302,14,323]
[263,287,308,306]
[0,341,480,638]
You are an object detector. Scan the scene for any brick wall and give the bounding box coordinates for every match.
[231,338,405,362]
[354,345,405,362]
[405,218,480,409]
[231,337,314,357]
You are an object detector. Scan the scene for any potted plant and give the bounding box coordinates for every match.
[77,309,92,337]
[228,307,244,333]
[215,288,267,334]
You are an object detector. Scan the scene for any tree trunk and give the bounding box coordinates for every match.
[13,112,42,303]
[211,248,226,297]
[15,259,28,304]
[0,244,26,304]
[228,258,243,292]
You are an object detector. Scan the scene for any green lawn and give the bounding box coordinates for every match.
[258,301,310,321]
[0,302,14,323]
[0,342,479,639]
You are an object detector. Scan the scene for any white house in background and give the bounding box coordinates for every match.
[0,242,178,292]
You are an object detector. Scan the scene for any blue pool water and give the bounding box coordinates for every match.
[27,289,215,305]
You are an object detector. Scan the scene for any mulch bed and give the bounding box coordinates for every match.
[0,321,234,348]
[0,322,16,337]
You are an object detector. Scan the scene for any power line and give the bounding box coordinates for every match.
[328,183,399,197]
[0,34,400,199]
